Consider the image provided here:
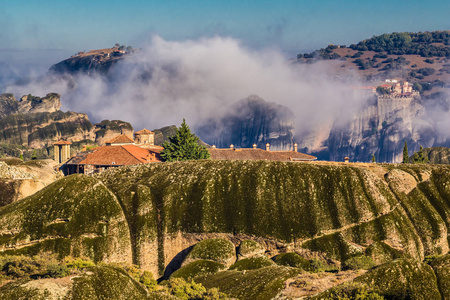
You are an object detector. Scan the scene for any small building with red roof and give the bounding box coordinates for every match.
[63,128,163,175]
[134,128,155,145]
[65,143,163,175]
[105,134,135,146]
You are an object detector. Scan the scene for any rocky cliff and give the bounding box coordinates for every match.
[413,146,450,164]
[323,93,450,162]
[49,47,133,76]
[198,95,295,150]
[1,160,450,293]
[0,158,58,207]
[0,93,137,159]
[0,93,61,118]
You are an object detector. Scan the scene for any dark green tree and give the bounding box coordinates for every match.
[31,150,37,160]
[371,154,376,163]
[413,145,429,164]
[376,86,390,95]
[160,119,210,162]
[402,141,409,163]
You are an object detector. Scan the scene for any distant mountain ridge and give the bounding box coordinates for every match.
[296,30,449,85]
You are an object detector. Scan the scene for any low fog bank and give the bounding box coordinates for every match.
[0,49,71,90]
[4,36,364,149]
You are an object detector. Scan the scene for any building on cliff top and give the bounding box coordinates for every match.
[209,143,317,161]
[63,129,161,175]
[65,144,163,175]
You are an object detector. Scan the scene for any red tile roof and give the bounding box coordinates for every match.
[53,140,72,145]
[209,148,316,161]
[135,128,154,135]
[77,145,162,166]
[105,134,135,144]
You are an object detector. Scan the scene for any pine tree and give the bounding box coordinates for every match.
[371,154,376,163]
[160,119,210,162]
[402,141,409,163]
[413,145,429,164]
[19,153,24,161]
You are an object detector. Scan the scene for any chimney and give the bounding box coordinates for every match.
[266,143,270,151]
[294,143,298,152]
[344,156,349,163]
[230,144,234,149]
[253,144,257,149]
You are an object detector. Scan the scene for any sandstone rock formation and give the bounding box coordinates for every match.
[0,93,136,158]
[198,95,295,150]
[1,160,450,298]
[49,47,133,76]
[0,158,58,207]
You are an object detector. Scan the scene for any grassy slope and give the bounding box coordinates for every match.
[1,160,450,289]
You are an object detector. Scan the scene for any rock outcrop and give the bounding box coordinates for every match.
[0,93,61,118]
[198,95,295,150]
[0,93,135,157]
[0,158,58,207]
[49,47,133,76]
[0,174,131,262]
[1,160,450,280]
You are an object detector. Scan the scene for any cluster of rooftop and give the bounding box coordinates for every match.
[54,129,317,176]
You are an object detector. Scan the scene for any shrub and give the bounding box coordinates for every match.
[63,256,95,270]
[0,254,69,279]
[164,277,227,300]
[140,271,157,291]
[102,262,158,291]
[309,258,339,273]
[342,256,376,270]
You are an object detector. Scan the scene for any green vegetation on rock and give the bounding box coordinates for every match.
[0,175,130,263]
[229,256,275,271]
[170,260,226,280]
[310,282,385,300]
[70,265,148,299]
[355,259,441,299]
[237,240,265,259]
[429,254,450,299]
[273,252,311,270]
[185,238,235,266]
[164,277,227,300]
[196,265,299,300]
[0,279,51,300]
[342,255,376,270]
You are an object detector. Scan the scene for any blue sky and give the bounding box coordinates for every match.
[1,0,449,57]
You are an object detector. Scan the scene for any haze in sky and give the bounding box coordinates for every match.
[0,0,449,156]
[2,0,449,55]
